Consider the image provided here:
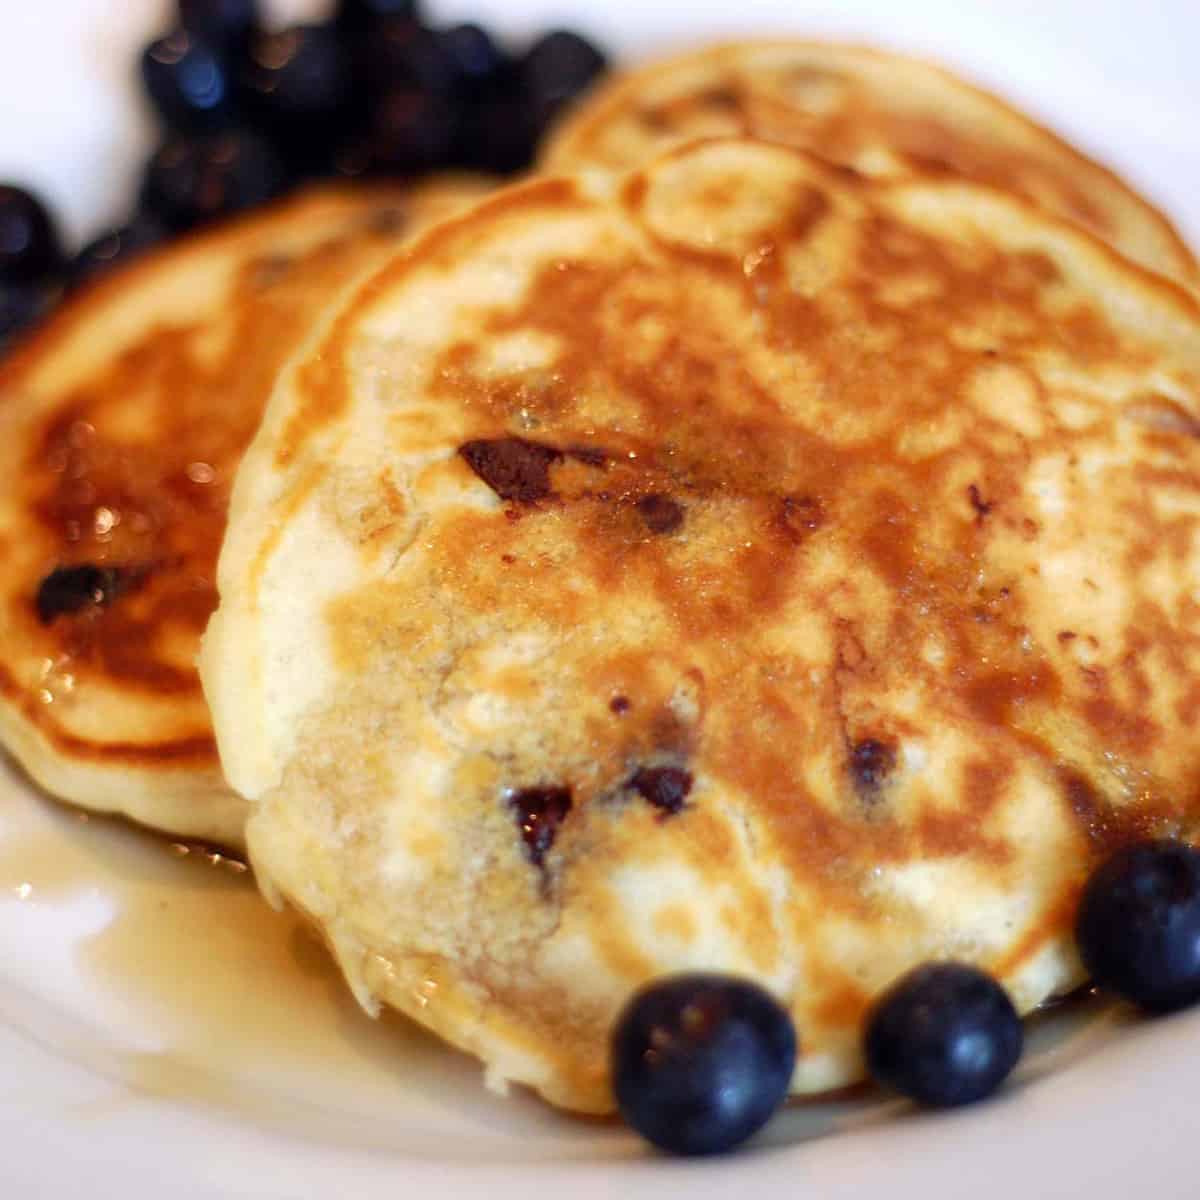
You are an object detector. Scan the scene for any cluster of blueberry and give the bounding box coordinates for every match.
[612,838,1200,1155]
[0,0,608,347]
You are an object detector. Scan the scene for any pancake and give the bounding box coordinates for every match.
[0,177,491,848]
[202,138,1200,1112]
[542,40,1198,289]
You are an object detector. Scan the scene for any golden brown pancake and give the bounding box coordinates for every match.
[0,178,491,847]
[202,139,1200,1112]
[543,40,1198,288]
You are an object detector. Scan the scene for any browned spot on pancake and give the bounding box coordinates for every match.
[720,887,781,973]
[635,493,684,534]
[812,975,870,1030]
[460,438,562,503]
[917,759,1014,863]
[278,348,352,468]
[1058,767,1165,854]
[1080,694,1159,756]
[776,494,825,543]
[609,695,631,715]
[508,785,573,867]
[629,765,693,816]
[964,664,1062,726]
[848,739,896,802]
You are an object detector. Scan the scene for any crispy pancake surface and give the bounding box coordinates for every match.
[204,139,1200,1111]
[543,40,1198,288]
[0,178,491,847]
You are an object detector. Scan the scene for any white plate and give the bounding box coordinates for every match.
[0,2,1198,1196]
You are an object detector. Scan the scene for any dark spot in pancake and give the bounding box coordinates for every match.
[630,766,693,816]
[366,206,407,236]
[509,786,573,867]
[849,739,897,801]
[501,553,516,564]
[638,106,672,131]
[791,187,831,239]
[698,86,739,111]
[566,444,609,467]
[968,484,993,523]
[777,494,824,543]
[636,493,684,534]
[460,437,562,503]
[35,564,126,623]
[609,695,631,715]
[249,254,294,288]
[1058,631,1077,643]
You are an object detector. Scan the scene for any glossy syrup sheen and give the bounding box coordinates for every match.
[0,182,499,781]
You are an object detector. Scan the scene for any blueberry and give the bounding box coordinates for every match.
[521,30,608,122]
[333,0,421,35]
[69,213,167,289]
[357,19,458,99]
[35,564,123,624]
[141,132,288,231]
[439,24,511,97]
[455,94,540,174]
[178,0,259,51]
[0,281,56,348]
[1076,838,1200,1013]
[141,30,238,133]
[611,973,796,1156]
[361,88,458,175]
[240,25,352,147]
[864,962,1022,1108]
[0,185,64,285]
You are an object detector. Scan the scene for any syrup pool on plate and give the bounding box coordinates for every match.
[0,755,1133,1160]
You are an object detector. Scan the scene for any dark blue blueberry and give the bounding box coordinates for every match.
[864,962,1022,1108]
[1076,838,1200,1013]
[521,30,608,123]
[439,24,511,96]
[141,131,288,231]
[333,0,421,35]
[35,564,124,623]
[455,94,540,174]
[361,88,458,175]
[69,214,168,289]
[611,973,796,1156]
[178,0,259,51]
[357,19,458,99]
[141,29,238,133]
[0,281,56,348]
[240,25,352,146]
[0,185,63,285]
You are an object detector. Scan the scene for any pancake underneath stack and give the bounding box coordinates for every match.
[543,39,1198,289]
[201,137,1200,1112]
[0,178,491,848]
